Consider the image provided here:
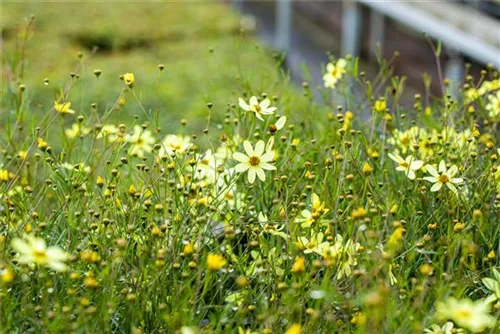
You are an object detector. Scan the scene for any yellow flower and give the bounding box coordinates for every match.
[424,161,463,195]
[96,125,121,143]
[388,153,423,180]
[352,207,366,219]
[374,98,387,113]
[323,58,347,89]
[123,72,135,87]
[12,235,69,271]
[285,323,302,334]
[206,253,226,271]
[0,169,14,182]
[239,96,277,121]
[37,138,48,151]
[233,140,276,183]
[436,297,496,333]
[54,101,75,114]
[291,256,305,274]
[1,267,14,284]
[362,162,373,174]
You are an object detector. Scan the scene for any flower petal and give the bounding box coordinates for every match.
[254,140,265,156]
[238,98,249,111]
[431,182,442,192]
[425,164,439,177]
[248,168,256,184]
[260,151,275,162]
[235,163,249,173]
[233,152,248,163]
[255,168,266,181]
[261,162,276,171]
[243,141,254,156]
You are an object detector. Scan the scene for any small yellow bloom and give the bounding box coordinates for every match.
[123,73,135,87]
[37,138,49,151]
[0,169,14,182]
[291,256,305,274]
[352,207,367,220]
[1,267,14,284]
[374,98,387,113]
[233,140,276,184]
[206,253,226,271]
[362,162,373,174]
[436,297,496,332]
[54,101,75,115]
[285,323,302,334]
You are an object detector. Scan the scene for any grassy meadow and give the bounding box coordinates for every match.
[1,1,499,333]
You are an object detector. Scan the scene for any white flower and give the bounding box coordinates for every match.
[423,161,463,195]
[238,96,276,121]
[159,134,192,158]
[126,125,155,158]
[323,58,347,89]
[233,140,276,183]
[388,153,423,180]
[12,235,69,272]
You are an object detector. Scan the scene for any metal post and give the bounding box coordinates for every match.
[444,48,464,96]
[276,0,292,53]
[341,0,362,57]
[369,11,385,62]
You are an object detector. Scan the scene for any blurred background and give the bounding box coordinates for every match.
[2,0,499,129]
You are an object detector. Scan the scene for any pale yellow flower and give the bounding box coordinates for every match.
[388,153,423,180]
[159,134,192,158]
[233,140,276,183]
[323,58,347,89]
[239,96,276,121]
[424,161,463,195]
[127,125,155,158]
[12,235,69,271]
[436,297,496,333]
[54,101,75,115]
[65,123,91,139]
[486,91,500,119]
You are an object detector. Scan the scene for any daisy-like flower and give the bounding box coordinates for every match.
[423,161,463,195]
[65,123,91,139]
[486,91,500,119]
[12,235,69,272]
[54,101,75,115]
[159,134,192,158]
[238,96,276,121]
[424,322,463,334]
[96,124,122,143]
[127,125,155,158]
[388,153,423,180]
[233,140,276,183]
[323,58,347,89]
[436,297,496,333]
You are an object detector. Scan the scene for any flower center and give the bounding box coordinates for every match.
[32,249,47,263]
[253,104,261,112]
[439,174,449,183]
[400,162,409,168]
[248,155,260,166]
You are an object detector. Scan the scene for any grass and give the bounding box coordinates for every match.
[1,2,500,334]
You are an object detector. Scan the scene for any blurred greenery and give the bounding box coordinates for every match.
[2,1,303,134]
